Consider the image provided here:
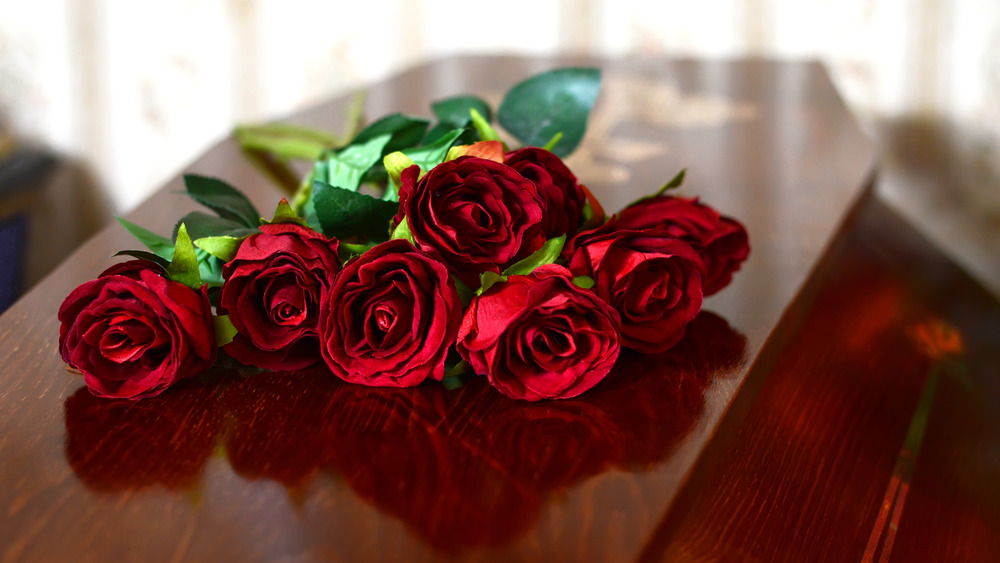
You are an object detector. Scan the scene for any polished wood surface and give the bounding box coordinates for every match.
[0,56,937,561]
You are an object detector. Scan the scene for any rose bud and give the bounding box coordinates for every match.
[504,147,587,238]
[58,260,217,400]
[395,156,545,286]
[613,196,749,295]
[568,230,704,353]
[219,223,340,371]
[457,264,621,401]
[320,239,462,387]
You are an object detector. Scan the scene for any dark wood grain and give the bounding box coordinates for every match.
[0,56,877,562]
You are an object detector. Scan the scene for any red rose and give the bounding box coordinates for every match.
[568,230,704,353]
[613,196,749,295]
[504,147,586,238]
[320,239,461,387]
[219,223,340,371]
[396,156,545,286]
[58,260,217,400]
[457,264,621,401]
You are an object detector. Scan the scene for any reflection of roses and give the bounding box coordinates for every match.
[219,223,340,371]
[457,265,621,401]
[320,240,461,387]
[612,196,749,296]
[58,260,216,399]
[504,147,586,238]
[396,157,545,285]
[63,379,220,490]
[568,230,704,353]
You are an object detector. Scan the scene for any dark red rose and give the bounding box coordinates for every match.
[219,223,340,371]
[58,260,217,399]
[613,196,749,295]
[457,264,621,401]
[320,239,461,387]
[568,230,704,353]
[63,378,221,491]
[396,156,545,286]
[504,147,586,238]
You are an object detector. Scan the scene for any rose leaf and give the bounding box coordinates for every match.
[441,360,471,390]
[112,250,170,270]
[172,212,259,243]
[197,251,226,288]
[624,169,688,209]
[501,235,567,277]
[167,223,203,289]
[183,174,261,228]
[403,128,465,171]
[350,113,430,154]
[432,95,493,127]
[312,179,399,242]
[213,315,239,347]
[193,235,248,263]
[571,275,596,289]
[116,217,175,261]
[477,271,508,296]
[497,67,601,157]
[315,133,392,193]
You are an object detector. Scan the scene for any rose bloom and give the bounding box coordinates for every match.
[612,195,749,295]
[320,239,461,387]
[504,147,586,238]
[457,264,621,401]
[568,230,704,353]
[396,156,545,286]
[219,223,340,371]
[58,260,217,400]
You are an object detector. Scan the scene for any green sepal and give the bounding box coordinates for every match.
[261,198,310,228]
[453,276,474,307]
[441,360,471,390]
[571,275,596,289]
[477,271,508,296]
[113,250,169,270]
[581,198,594,224]
[653,169,686,197]
[183,174,261,228]
[312,179,398,241]
[117,217,174,261]
[501,235,566,277]
[193,235,248,262]
[383,151,417,197]
[432,95,492,127]
[351,113,429,154]
[166,223,202,289]
[172,212,258,243]
[213,314,238,347]
[541,132,564,152]
[470,108,501,142]
[498,67,601,157]
[389,216,417,246]
[339,242,374,261]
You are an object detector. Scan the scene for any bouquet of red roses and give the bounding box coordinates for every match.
[58,68,748,402]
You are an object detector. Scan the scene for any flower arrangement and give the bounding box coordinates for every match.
[58,68,749,402]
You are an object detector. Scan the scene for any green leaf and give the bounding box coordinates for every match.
[351,113,429,154]
[112,250,169,270]
[316,133,392,192]
[312,180,399,241]
[117,217,174,260]
[432,95,492,127]
[213,315,238,347]
[389,216,416,246]
[261,198,310,228]
[453,276,474,307]
[653,168,686,197]
[470,108,500,142]
[498,67,601,157]
[441,360,471,389]
[233,123,338,161]
[502,235,566,277]
[194,235,248,262]
[571,275,596,289]
[403,129,465,171]
[197,252,225,288]
[477,271,508,295]
[173,212,258,242]
[183,174,261,227]
[167,224,202,289]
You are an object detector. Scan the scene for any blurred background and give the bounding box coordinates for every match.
[0,0,998,306]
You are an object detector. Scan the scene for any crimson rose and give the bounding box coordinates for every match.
[504,147,586,238]
[613,196,749,295]
[219,223,340,371]
[457,265,621,401]
[395,156,545,286]
[568,230,704,353]
[320,239,461,387]
[58,260,216,399]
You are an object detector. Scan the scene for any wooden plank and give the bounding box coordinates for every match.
[0,56,875,561]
